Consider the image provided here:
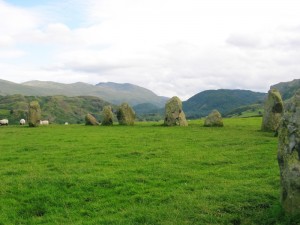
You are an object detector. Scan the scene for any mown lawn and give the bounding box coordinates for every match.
[0,118,297,224]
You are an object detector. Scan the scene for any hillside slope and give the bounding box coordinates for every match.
[183,89,266,118]
[0,95,113,124]
[95,82,168,107]
[0,79,45,96]
[271,79,300,100]
[0,79,168,107]
[133,103,164,121]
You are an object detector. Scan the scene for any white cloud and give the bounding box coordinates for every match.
[0,35,14,47]
[0,50,25,58]
[0,1,39,36]
[1,0,300,100]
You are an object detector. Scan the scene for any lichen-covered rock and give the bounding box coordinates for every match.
[117,103,135,125]
[102,106,114,126]
[85,113,99,125]
[164,96,188,126]
[204,110,223,127]
[278,89,300,214]
[261,89,284,132]
[28,101,41,127]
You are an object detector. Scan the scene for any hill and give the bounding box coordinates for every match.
[183,89,266,118]
[0,79,44,96]
[0,79,168,107]
[271,79,300,100]
[133,103,164,121]
[224,103,263,118]
[0,95,113,124]
[95,82,168,107]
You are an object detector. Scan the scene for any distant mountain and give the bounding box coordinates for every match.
[133,102,161,115]
[133,103,164,121]
[96,82,142,91]
[0,94,113,124]
[183,89,266,118]
[271,79,300,100]
[0,79,168,107]
[95,82,169,107]
[0,79,45,96]
[224,104,264,118]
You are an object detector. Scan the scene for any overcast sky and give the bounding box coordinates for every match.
[1,0,300,99]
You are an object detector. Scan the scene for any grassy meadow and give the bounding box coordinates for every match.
[0,118,298,224]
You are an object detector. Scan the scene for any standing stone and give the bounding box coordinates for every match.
[204,110,224,127]
[278,90,300,214]
[164,96,188,126]
[117,103,135,125]
[261,89,284,132]
[85,113,99,125]
[28,101,41,127]
[102,106,114,126]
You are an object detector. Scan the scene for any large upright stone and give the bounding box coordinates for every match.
[278,90,300,214]
[102,106,114,126]
[261,89,284,132]
[85,113,99,125]
[117,103,135,125]
[164,96,188,126]
[204,110,223,127]
[28,101,41,127]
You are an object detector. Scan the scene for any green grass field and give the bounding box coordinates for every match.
[0,118,298,224]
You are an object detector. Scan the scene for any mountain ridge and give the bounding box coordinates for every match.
[0,79,168,107]
[183,89,266,118]
[1,79,299,121]
[271,79,300,100]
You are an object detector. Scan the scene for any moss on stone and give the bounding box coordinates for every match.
[164,96,188,126]
[102,106,114,126]
[261,89,284,132]
[117,103,135,125]
[28,101,41,127]
[278,89,300,215]
[85,113,99,125]
[204,110,223,127]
